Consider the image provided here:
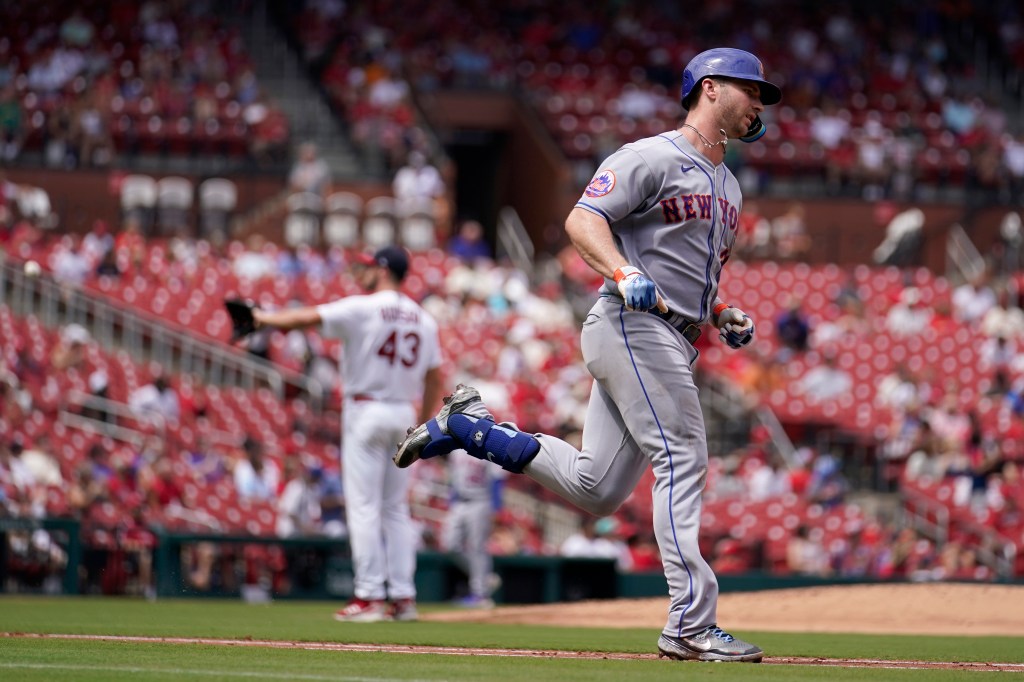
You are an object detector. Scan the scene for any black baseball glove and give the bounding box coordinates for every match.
[224,298,259,342]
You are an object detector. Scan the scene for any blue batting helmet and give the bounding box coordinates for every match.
[680,48,781,142]
[681,48,782,109]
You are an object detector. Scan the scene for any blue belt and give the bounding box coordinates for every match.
[650,308,702,344]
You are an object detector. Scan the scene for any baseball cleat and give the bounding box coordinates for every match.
[657,626,763,662]
[333,598,392,623]
[389,598,419,622]
[393,384,484,468]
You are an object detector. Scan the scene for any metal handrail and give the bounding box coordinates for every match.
[902,487,950,545]
[946,223,984,284]
[496,206,536,277]
[0,257,324,408]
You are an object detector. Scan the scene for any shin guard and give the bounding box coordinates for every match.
[447,415,539,473]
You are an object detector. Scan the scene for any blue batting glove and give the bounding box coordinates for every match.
[615,266,666,312]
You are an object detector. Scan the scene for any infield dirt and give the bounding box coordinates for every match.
[424,583,1024,636]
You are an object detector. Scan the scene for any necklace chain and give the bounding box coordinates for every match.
[683,124,728,149]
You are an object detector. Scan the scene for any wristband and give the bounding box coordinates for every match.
[712,302,731,325]
[613,265,641,283]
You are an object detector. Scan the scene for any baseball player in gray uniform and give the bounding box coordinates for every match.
[442,451,504,607]
[253,245,443,623]
[395,48,780,662]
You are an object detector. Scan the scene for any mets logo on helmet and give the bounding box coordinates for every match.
[585,170,616,198]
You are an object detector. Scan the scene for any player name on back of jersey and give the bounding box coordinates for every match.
[380,306,420,324]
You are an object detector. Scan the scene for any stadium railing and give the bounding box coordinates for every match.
[0,258,324,408]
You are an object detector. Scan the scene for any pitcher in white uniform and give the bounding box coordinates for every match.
[394,48,781,661]
[254,245,442,622]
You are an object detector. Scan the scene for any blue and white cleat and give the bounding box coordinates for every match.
[657,625,763,662]
[393,384,484,468]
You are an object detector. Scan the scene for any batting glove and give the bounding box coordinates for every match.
[614,266,667,313]
[716,305,755,349]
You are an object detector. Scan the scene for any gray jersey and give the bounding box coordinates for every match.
[576,131,742,323]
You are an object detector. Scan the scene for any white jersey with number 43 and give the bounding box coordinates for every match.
[317,290,442,401]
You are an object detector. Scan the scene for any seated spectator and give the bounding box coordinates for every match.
[980,335,1017,395]
[276,459,322,538]
[288,142,332,198]
[447,219,491,263]
[232,437,280,501]
[886,287,933,337]
[980,288,1024,340]
[624,532,661,572]
[952,271,997,326]
[786,525,831,577]
[927,391,972,454]
[877,363,921,412]
[316,467,347,538]
[774,296,811,355]
[0,83,24,163]
[770,202,810,260]
[127,368,180,427]
[903,419,946,482]
[796,353,852,402]
[806,454,849,508]
[559,516,630,569]
[734,201,772,260]
[392,150,446,217]
[50,323,90,371]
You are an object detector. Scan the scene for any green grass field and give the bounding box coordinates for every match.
[1,596,1021,681]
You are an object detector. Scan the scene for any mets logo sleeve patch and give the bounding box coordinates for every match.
[585,170,616,197]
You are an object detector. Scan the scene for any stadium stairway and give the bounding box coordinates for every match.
[239,0,363,180]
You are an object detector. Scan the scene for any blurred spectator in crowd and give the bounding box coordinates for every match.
[852,118,889,200]
[81,219,114,265]
[806,454,849,508]
[980,335,1017,396]
[246,98,290,167]
[0,83,24,162]
[447,219,491,263]
[128,368,180,427]
[886,286,933,337]
[625,531,662,572]
[786,525,831,577]
[316,466,347,538]
[276,458,323,537]
[72,92,113,167]
[796,353,852,402]
[733,200,772,259]
[79,370,114,424]
[233,234,277,280]
[927,390,972,454]
[50,236,91,288]
[392,151,445,202]
[877,363,921,412]
[774,296,811,356]
[980,288,1024,340]
[50,323,90,371]
[45,100,75,169]
[288,142,332,198]
[952,271,998,326]
[903,419,945,482]
[114,216,146,271]
[232,437,281,501]
[711,538,754,575]
[559,516,630,570]
[1003,133,1024,202]
[770,203,810,260]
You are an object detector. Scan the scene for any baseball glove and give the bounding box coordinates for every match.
[224,298,259,342]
